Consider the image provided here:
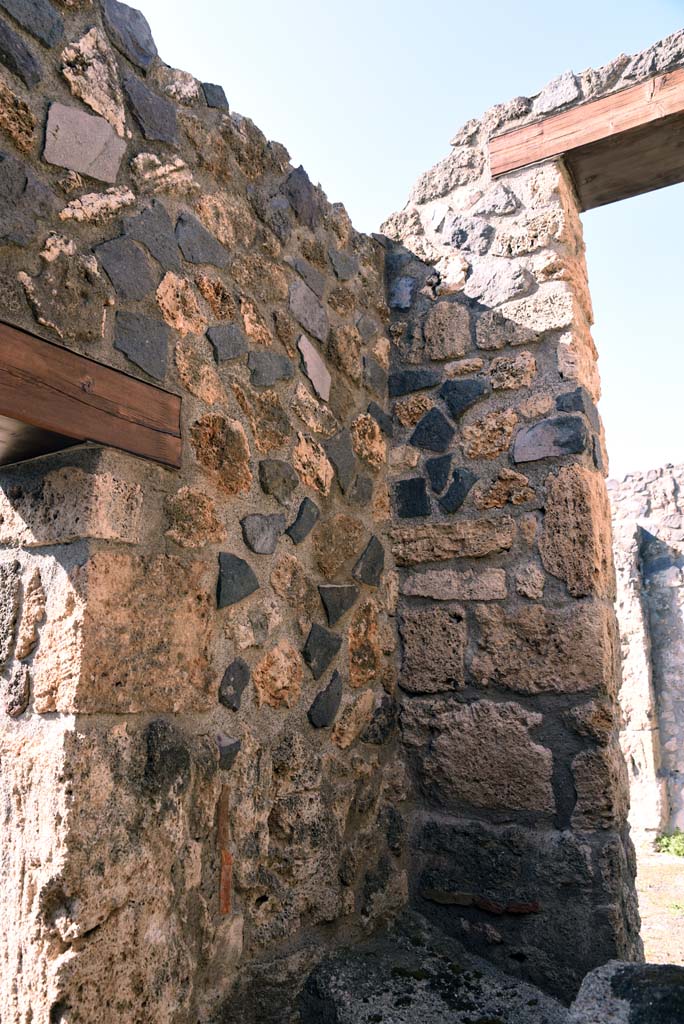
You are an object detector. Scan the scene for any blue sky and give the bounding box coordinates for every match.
[137,0,684,479]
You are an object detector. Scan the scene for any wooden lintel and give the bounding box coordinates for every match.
[490,68,684,209]
[0,321,181,468]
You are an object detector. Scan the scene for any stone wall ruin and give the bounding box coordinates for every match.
[0,1,681,1019]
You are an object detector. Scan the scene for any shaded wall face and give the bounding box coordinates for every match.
[610,467,684,837]
[0,3,403,1021]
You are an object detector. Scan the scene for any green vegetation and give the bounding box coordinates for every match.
[655,828,684,856]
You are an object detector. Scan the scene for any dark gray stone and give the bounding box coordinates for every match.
[410,408,455,453]
[258,459,298,504]
[95,236,160,300]
[0,0,62,47]
[367,401,393,438]
[388,275,417,310]
[319,584,359,626]
[425,454,451,494]
[123,200,181,271]
[202,82,228,109]
[123,72,178,144]
[219,658,250,712]
[286,497,320,544]
[329,247,358,280]
[175,210,229,267]
[357,314,379,342]
[216,734,241,771]
[217,552,259,608]
[324,430,356,493]
[443,213,494,254]
[363,355,387,397]
[283,165,323,229]
[352,536,384,587]
[248,350,294,387]
[349,474,373,508]
[114,311,170,381]
[0,14,39,86]
[555,386,600,431]
[43,102,126,183]
[513,414,590,463]
[610,963,684,1023]
[240,513,286,555]
[439,468,477,514]
[395,477,431,518]
[103,0,158,72]
[307,670,343,729]
[303,623,342,680]
[388,369,441,398]
[289,256,325,298]
[5,664,28,718]
[361,696,397,745]
[440,377,487,420]
[207,324,247,363]
[260,192,292,243]
[289,278,328,342]
[0,153,56,246]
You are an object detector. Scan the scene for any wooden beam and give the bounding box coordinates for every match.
[0,321,181,468]
[490,68,684,209]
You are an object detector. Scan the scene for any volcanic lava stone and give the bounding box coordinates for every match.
[555,386,600,431]
[512,414,590,463]
[240,513,286,555]
[286,497,320,544]
[363,354,387,397]
[175,210,229,267]
[388,275,416,310]
[307,670,343,729]
[361,696,398,745]
[217,552,259,608]
[440,377,487,420]
[410,407,455,452]
[123,71,178,144]
[0,153,56,245]
[207,324,247,363]
[349,474,373,508]
[96,237,160,301]
[289,279,328,342]
[123,200,181,271]
[258,459,299,504]
[395,477,431,518]
[388,369,441,398]
[114,311,170,381]
[367,401,393,438]
[425,454,452,493]
[324,430,357,493]
[329,247,359,281]
[439,469,477,514]
[319,584,359,626]
[283,165,322,230]
[219,658,250,712]
[103,0,158,71]
[352,536,384,587]
[202,82,229,108]
[303,623,342,680]
[0,0,63,47]
[248,350,294,387]
[0,15,40,86]
[216,734,241,771]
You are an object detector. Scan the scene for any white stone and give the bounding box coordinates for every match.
[59,187,135,223]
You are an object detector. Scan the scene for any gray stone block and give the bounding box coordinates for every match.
[410,408,454,453]
[0,153,56,246]
[123,200,181,271]
[43,103,126,183]
[319,584,359,626]
[324,430,356,493]
[207,325,247,363]
[329,247,358,281]
[0,0,62,48]
[114,312,170,381]
[202,82,228,109]
[217,552,259,608]
[308,671,343,729]
[248,350,294,387]
[303,623,342,680]
[513,414,590,463]
[123,72,178,144]
[240,513,286,555]
[258,459,298,504]
[103,0,158,72]
[283,165,322,229]
[175,210,229,267]
[0,14,40,86]
[388,369,441,398]
[286,497,319,544]
[96,236,160,300]
[289,279,329,341]
[219,658,250,712]
[352,536,384,587]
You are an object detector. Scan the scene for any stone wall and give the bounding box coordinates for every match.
[0,3,404,1021]
[609,465,684,841]
[377,31,684,1002]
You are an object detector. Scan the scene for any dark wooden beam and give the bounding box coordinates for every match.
[490,68,684,210]
[0,321,181,468]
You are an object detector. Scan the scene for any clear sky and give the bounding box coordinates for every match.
[137,0,684,479]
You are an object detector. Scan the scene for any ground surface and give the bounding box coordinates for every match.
[636,850,684,965]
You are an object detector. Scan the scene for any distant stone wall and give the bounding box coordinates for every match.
[609,466,684,840]
[0,3,403,1021]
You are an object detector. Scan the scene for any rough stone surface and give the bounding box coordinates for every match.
[175,210,229,267]
[207,324,247,362]
[62,27,125,136]
[191,415,252,494]
[217,552,260,609]
[103,0,158,70]
[401,567,507,602]
[114,310,170,379]
[439,469,477,514]
[348,599,383,688]
[513,414,591,463]
[324,430,357,493]
[425,454,451,493]
[298,334,331,401]
[319,584,359,626]
[0,77,35,153]
[395,477,431,519]
[389,368,441,397]
[352,535,385,587]
[303,623,342,680]
[43,102,126,182]
[19,249,111,343]
[570,962,684,1024]
[258,459,299,504]
[399,606,465,693]
[123,70,178,143]
[410,407,454,452]
[165,486,225,548]
[391,517,515,565]
[289,279,328,341]
[240,513,286,555]
[440,377,488,420]
[219,658,250,712]
[286,497,320,544]
[0,16,41,87]
[252,640,303,707]
[248,350,294,387]
[462,408,518,460]
[308,670,343,728]
[96,235,160,299]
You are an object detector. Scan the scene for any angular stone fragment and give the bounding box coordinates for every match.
[314,514,364,580]
[43,102,126,183]
[308,670,343,728]
[289,279,328,341]
[123,199,181,269]
[217,552,259,609]
[240,513,286,555]
[491,350,537,390]
[253,640,302,708]
[156,271,207,336]
[293,433,334,495]
[439,468,476,514]
[97,236,161,300]
[286,497,320,545]
[475,308,538,351]
[352,536,384,587]
[219,658,250,712]
[440,377,487,420]
[514,564,545,600]
[324,430,356,493]
[103,0,157,71]
[395,477,431,519]
[165,486,225,548]
[0,0,63,46]
[303,623,342,680]
[399,605,466,693]
[388,369,440,398]
[202,81,228,109]
[0,15,40,87]
[61,27,125,136]
[400,567,507,602]
[216,734,241,771]
[19,248,111,343]
[329,247,358,280]
[298,334,331,401]
[367,401,393,438]
[462,408,518,460]
[190,415,252,495]
[391,517,515,565]
[258,459,298,504]
[319,585,359,626]
[474,468,535,509]
[207,324,247,362]
[283,165,322,229]
[175,210,228,266]
[0,77,34,153]
[114,311,170,380]
[555,386,600,430]
[422,301,471,359]
[425,454,451,493]
[410,408,454,453]
[512,414,590,463]
[332,689,375,749]
[248,350,294,387]
[123,71,177,144]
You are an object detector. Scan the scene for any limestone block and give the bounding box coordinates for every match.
[391,517,515,565]
[497,283,575,334]
[422,301,471,360]
[490,351,537,390]
[400,567,507,601]
[156,271,207,336]
[571,742,630,830]
[399,605,466,692]
[43,103,126,183]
